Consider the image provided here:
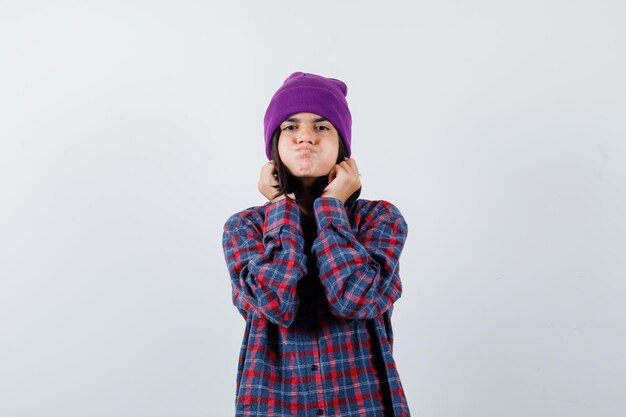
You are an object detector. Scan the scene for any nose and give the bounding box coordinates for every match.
[296,125,315,143]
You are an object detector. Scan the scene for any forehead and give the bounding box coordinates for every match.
[282,112,330,123]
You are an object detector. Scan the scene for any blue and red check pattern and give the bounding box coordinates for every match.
[222,196,410,416]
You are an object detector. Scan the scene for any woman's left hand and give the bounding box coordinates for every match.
[322,157,361,203]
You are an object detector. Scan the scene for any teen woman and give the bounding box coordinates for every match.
[222,72,411,416]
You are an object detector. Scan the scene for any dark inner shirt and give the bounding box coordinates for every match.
[296,212,325,325]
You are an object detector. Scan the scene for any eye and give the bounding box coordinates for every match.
[316,125,330,131]
[281,125,296,131]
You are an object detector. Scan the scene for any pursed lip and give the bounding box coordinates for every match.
[296,146,315,154]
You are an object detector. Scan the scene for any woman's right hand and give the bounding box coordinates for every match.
[258,161,294,203]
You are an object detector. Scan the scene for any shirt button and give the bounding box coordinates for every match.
[311,364,318,371]
[316,409,324,415]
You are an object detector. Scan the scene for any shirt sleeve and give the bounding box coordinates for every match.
[222,197,307,328]
[311,196,408,320]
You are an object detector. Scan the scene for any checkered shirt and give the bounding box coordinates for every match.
[222,196,410,416]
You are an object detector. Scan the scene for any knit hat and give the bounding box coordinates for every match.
[263,71,352,160]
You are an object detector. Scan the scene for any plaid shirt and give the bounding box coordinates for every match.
[222,196,410,416]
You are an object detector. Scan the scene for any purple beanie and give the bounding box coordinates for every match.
[263,71,352,160]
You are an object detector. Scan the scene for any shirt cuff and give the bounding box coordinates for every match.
[263,197,303,234]
[313,196,350,230]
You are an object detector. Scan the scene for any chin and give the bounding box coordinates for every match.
[287,165,333,177]
[286,167,322,177]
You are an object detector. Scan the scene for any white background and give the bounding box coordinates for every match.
[1,1,625,416]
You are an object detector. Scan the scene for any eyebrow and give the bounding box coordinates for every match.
[282,117,328,123]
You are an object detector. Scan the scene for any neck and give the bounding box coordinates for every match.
[295,180,318,217]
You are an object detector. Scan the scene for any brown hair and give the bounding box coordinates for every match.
[269,127,361,207]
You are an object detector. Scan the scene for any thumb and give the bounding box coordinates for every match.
[328,166,337,182]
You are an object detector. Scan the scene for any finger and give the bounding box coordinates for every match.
[343,159,358,173]
[343,157,355,168]
[328,166,337,181]
[265,163,277,175]
[337,161,352,173]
